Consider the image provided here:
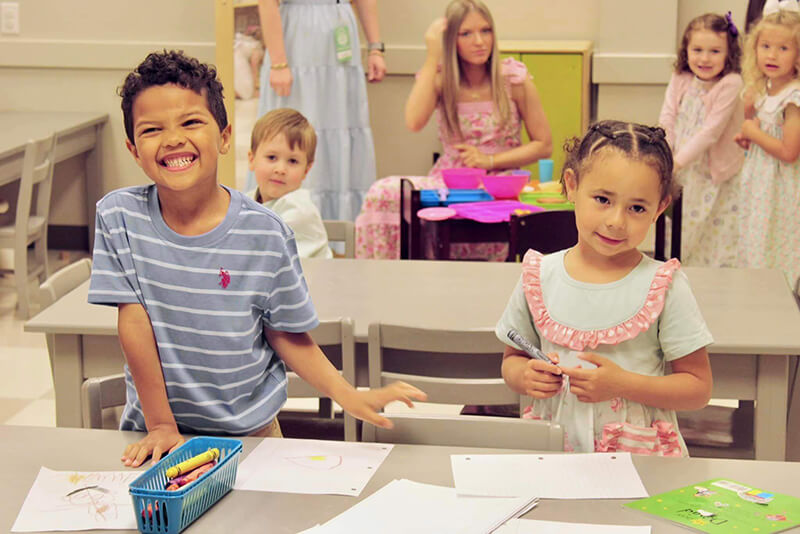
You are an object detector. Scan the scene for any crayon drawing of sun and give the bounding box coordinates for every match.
[68,473,86,485]
[285,455,343,470]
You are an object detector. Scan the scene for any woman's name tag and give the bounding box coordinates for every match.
[334,23,352,63]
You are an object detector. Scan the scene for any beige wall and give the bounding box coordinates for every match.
[0,0,215,226]
[2,1,751,226]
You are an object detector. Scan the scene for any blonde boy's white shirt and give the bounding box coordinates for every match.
[249,188,334,259]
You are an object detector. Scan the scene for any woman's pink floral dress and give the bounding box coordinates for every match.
[355,58,530,260]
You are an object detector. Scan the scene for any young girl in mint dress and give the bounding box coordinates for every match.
[355,0,552,260]
[497,121,714,455]
[734,4,800,284]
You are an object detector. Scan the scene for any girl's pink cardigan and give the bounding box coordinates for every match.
[659,71,744,185]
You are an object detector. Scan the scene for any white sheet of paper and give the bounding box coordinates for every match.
[451,452,648,499]
[309,479,538,534]
[234,437,393,496]
[494,518,651,534]
[12,467,139,532]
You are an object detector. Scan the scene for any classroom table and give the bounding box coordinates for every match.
[3,425,800,534]
[24,258,800,461]
[0,111,108,244]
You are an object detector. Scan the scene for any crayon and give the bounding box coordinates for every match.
[165,461,216,490]
[165,448,219,479]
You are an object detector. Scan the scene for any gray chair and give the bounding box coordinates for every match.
[81,373,126,429]
[322,219,355,258]
[362,322,563,451]
[284,317,358,441]
[0,133,57,318]
[38,257,93,381]
[79,318,358,439]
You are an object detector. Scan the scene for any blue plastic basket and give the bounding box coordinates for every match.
[128,436,243,534]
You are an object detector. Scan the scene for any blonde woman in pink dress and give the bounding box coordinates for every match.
[355,0,551,260]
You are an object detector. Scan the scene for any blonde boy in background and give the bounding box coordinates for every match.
[248,108,333,259]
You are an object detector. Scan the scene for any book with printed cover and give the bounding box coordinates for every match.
[625,478,800,533]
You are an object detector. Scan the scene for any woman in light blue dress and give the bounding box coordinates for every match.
[253,0,386,221]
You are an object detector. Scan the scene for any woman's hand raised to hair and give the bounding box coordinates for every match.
[424,17,447,61]
[269,67,293,97]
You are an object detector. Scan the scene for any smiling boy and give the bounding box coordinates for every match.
[88,51,424,467]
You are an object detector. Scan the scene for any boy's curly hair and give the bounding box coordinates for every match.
[119,50,228,145]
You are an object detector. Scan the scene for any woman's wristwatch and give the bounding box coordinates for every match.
[367,41,385,53]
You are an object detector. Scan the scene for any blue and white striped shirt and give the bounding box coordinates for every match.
[88,185,318,435]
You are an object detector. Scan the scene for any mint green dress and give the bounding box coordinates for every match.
[495,249,713,456]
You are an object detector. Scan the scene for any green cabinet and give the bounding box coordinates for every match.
[499,41,592,182]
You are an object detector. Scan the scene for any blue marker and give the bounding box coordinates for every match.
[507,329,558,367]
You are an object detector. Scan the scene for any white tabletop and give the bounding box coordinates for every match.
[3,425,800,534]
[25,258,800,354]
[0,111,107,161]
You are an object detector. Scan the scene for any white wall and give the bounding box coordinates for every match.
[2,1,752,227]
[0,0,215,227]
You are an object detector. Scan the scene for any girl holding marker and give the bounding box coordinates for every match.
[496,121,714,456]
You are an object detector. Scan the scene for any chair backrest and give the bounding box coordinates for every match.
[81,373,126,429]
[38,258,93,381]
[508,210,578,262]
[322,220,355,258]
[363,322,561,450]
[39,258,92,309]
[286,317,358,441]
[371,413,564,451]
[16,134,57,232]
[399,178,422,259]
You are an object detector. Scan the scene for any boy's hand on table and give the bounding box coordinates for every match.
[522,353,563,399]
[122,423,185,467]
[341,382,428,429]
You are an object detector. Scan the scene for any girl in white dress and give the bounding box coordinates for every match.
[497,121,714,456]
[659,12,745,266]
[734,0,800,284]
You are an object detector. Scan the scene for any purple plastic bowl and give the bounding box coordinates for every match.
[441,167,486,189]
[482,173,529,200]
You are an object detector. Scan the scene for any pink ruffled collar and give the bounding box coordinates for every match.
[521,249,680,350]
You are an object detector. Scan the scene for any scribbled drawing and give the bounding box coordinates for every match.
[40,471,139,522]
[65,486,119,521]
[284,455,344,470]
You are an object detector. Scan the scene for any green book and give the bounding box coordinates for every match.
[625,479,800,533]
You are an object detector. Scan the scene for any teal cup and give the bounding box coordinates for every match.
[538,159,554,182]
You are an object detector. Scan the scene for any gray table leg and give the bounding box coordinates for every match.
[787,355,800,461]
[52,333,84,428]
[754,354,789,460]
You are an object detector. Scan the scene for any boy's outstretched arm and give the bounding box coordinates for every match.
[118,303,184,466]
[266,329,427,429]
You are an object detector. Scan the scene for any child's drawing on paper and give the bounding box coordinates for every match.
[12,467,140,532]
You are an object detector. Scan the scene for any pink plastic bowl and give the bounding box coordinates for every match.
[441,167,486,189]
[482,173,529,199]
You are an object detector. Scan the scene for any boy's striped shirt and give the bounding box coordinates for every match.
[89,185,318,435]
